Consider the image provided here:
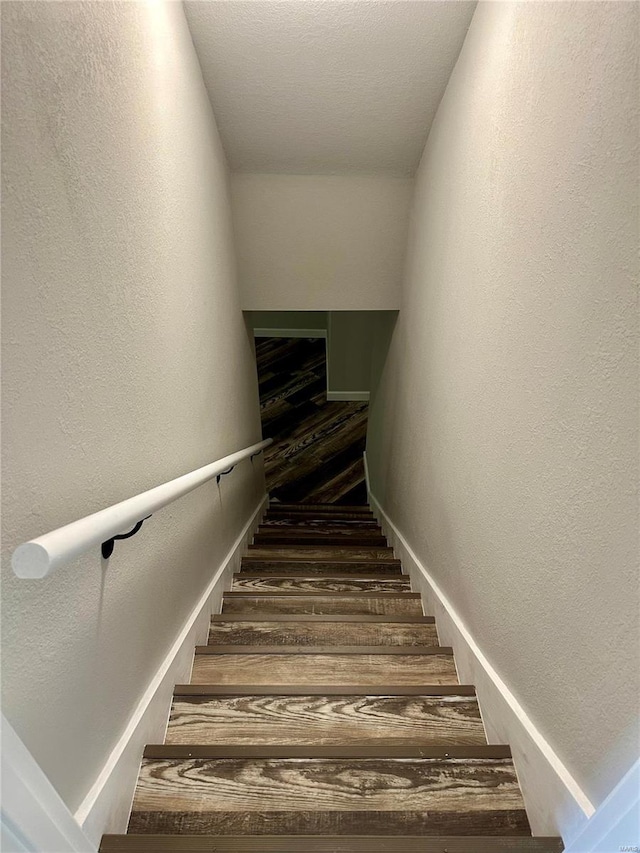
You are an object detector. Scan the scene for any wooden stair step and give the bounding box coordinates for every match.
[212,614,435,623]
[260,518,381,529]
[246,546,395,561]
[208,620,439,646]
[221,594,423,616]
[257,524,383,535]
[191,651,458,686]
[143,744,508,758]
[197,645,451,655]
[265,513,376,523]
[165,693,485,746]
[174,685,477,696]
[240,559,403,575]
[270,504,372,512]
[253,534,389,547]
[128,749,530,835]
[102,836,564,852]
[231,575,411,593]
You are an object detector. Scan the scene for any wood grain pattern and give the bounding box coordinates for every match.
[231,576,411,593]
[267,511,375,521]
[246,546,396,561]
[240,560,403,575]
[269,504,373,514]
[208,621,439,646]
[221,595,423,616]
[174,685,477,697]
[191,652,458,686]
[198,646,450,656]
[257,523,382,535]
[102,835,564,852]
[256,338,368,504]
[260,519,380,529]
[129,757,530,834]
[165,694,485,746]
[143,746,510,759]
[253,534,388,547]
[212,615,435,624]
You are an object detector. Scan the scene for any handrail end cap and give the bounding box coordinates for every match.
[12,542,52,579]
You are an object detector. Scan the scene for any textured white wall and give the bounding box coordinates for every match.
[367,0,639,811]
[184,0,476,174]
[232,174,412,309]
[1,1,263,810]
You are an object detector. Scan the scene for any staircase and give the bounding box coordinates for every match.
[101,502,564,852]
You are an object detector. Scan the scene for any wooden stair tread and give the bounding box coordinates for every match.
[222,595,422,616]
[197,645,451,655]
[143,745,510,758]
[102,836,564,852]
[253,535,389,547]
[174,685,478,696]
[231,576,411,593]
[224,591,419,598]
[232,566,404,583]
[240,561,403,575]
[254,519,384,539]
[212,614,434,623]
[128,754,529,835]
[208,620,439,646]
[165,694,485,746]
[269,501,371,515]
[259,519,381,528]
[265,509,374,516]
[191,652,458,686]
[246,546,396,561]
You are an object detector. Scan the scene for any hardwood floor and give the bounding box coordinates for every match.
[103,503,564,851]
[256,338,368,504]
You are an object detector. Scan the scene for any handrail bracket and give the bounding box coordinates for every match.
[101,515,152,560]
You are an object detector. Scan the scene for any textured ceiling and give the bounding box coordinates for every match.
[184,1,476,175]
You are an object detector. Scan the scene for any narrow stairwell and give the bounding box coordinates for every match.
[101,503,564,852]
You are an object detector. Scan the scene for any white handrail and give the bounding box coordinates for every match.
[11,438,272,579]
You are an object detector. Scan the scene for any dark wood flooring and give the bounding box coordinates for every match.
[256,337,367,504]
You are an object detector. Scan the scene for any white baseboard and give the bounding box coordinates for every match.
[253,328,327,338]
[326,390,370,402]
[74,495,268,847]
[2,716,95,852]
[564,759,639,852]
[368,486,594,842]
[363,450,371,498]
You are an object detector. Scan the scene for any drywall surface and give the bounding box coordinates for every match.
[367,0,639,816]
[1,1,263,812]
[184,0,475,174]
[232,174,412,309]
[246,311,329,332]
[327,313,373,393]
